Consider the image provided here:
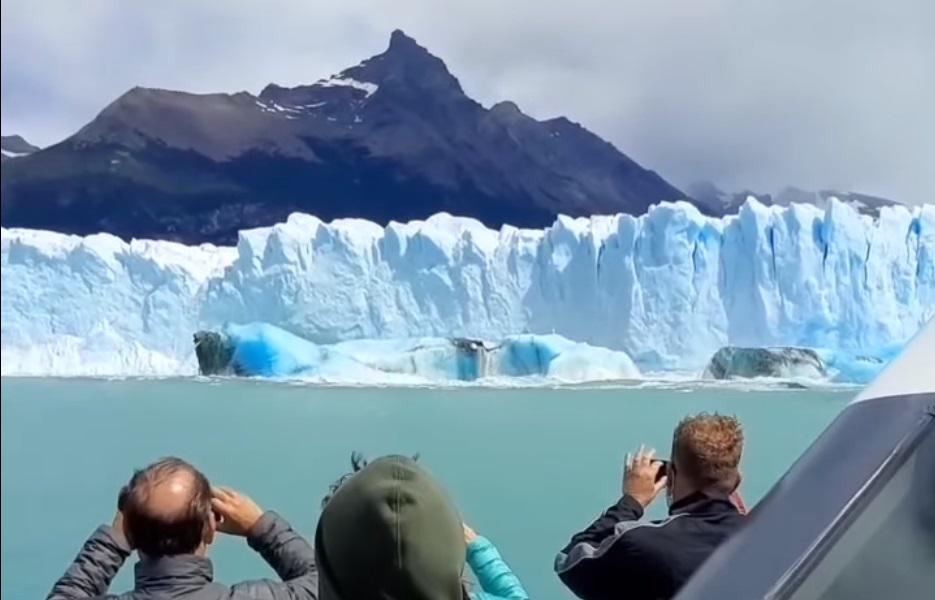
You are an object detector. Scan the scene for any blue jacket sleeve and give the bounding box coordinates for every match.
[466,536,529,600]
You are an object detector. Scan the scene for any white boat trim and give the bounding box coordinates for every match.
[853,318,935,403]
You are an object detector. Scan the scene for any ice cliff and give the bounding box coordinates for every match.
[2,198,933,379]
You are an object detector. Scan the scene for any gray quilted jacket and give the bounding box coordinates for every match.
[46,511,317,600]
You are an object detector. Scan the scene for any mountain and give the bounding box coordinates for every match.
[773,187,900,217]
[1,135,40,161]
[0,30,685,244]
[686,180,900,218]
[685,181,762,214]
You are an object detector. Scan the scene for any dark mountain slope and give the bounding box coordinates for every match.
[2,30,685,243]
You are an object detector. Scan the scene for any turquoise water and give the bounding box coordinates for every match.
[1,378,853,599]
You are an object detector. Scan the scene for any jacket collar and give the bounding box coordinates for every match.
[669,490,738,516]
[135,554,214,590]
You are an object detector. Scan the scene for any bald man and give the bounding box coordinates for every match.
[46,457,318,599]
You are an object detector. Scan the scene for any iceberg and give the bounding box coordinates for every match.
[815,347,903,385]
[703,347,827,380]
[702,346,893,384]
[2,198,933,380]
[192,322,641,383]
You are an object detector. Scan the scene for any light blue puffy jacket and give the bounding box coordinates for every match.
[466,537,529,600]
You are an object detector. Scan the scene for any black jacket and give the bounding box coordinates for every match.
[555,492,744,600]
[46,511,318,600]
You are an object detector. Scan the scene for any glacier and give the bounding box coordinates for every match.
[2,197,933,380]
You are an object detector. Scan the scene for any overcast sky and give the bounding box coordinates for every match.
[2,0,932,203]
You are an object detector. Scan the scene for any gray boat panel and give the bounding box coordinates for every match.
[675,394,934,599]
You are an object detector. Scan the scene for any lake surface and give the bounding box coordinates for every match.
[1,378,854,599]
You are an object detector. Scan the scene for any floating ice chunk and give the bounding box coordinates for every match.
[703,347,826,380]
[702,345,898,384]
[816,347,902,385]
[500,334,640,381]
[223,322,325,377]
[194,323,640,383]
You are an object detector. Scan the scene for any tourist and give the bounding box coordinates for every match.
[316,454,528,600]
[46,457,318,599]
[555,413,747,600]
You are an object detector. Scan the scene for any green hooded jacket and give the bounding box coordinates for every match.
[314,456,528,600]
[315,456,468,600]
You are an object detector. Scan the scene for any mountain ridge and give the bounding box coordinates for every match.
[1,30,685,243]
[686,180,901,217]
[1,134,40,161]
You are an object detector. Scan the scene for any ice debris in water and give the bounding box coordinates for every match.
[193,322,641,384]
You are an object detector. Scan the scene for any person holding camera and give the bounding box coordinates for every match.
[46,457,318,600]
[555,413,747,600]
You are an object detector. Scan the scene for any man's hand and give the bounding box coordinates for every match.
[730,490,748,515]
[211,487,264,537]
[624,445,667,508]
[111,510,133,549]
[112,486,133,549]
[463,524,478,545]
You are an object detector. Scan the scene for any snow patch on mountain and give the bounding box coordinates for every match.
[314,76,378,97]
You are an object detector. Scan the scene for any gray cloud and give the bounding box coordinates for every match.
[2,0,933,204]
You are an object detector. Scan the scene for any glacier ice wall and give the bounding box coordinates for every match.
[2,198,933,376]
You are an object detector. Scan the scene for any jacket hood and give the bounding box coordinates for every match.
[315,455,466,600]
